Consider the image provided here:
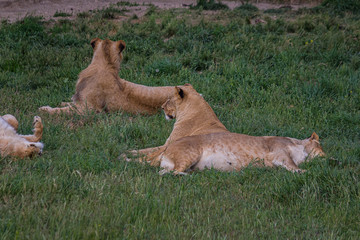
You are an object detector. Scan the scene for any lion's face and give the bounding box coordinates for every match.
[23,143,43,158]
[305,132,325,158]
[161,84,201,120]
[162,99,176,120]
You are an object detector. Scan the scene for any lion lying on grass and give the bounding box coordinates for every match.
[124,84,229,164]
[39,38,174,115]
[155,86,325,175]
[0,115,44,158]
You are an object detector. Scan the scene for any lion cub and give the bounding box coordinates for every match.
[0,115,44,158]
[158,86,325,175]
[39,38,174,115]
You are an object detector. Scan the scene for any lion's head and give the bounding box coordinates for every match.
[90,38,126,70]
[305,132,325,158]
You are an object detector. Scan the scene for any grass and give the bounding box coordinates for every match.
[99,6,129,19]
[53,11,72,17]
[116,1,140,7]
[190,0,229,10]
[0,4,360,239]
[321,0,360,14]
[246,0,323,3]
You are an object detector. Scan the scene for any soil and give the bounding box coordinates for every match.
[0,0,318,23]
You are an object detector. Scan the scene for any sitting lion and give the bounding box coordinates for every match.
[125,83,229,164]
[39,38,174,115]
[0,115,44,158]
[155,86,325,174]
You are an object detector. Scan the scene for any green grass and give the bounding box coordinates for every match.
[321,0,360,14]
[0,5,360,239]
[99,6,129,19]
[116,1,140,7]
[190,0,229,10]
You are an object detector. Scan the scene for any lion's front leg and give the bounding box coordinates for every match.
[147,146,167,167]
[159,144,201,175]
[271,151,304,173]
[20,116,43,142]
[60,102,73,107]
[39,105,73,114]
[39,102,85,115]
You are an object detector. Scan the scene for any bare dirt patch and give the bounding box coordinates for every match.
[0,0,319,23]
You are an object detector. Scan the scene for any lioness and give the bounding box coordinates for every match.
[125,84,229,164]
[39,38,174,115]
[156,86,325,174]
[0,115,44,158]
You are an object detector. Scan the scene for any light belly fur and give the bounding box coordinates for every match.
[194,148,243,171]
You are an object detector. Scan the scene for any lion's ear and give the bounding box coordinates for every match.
[90,38,100,49]
[118,40,126,53]
[175,86,185,99]
[309,132,319,141]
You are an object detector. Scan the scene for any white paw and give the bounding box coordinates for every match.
[33,116,41,122]
[174,171,188,176]
[60,102,70,107]
[293,169,306,174]
[32,116,42,128]
[118,153,132,162]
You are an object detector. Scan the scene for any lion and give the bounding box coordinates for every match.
[125,84,229,164]
[0,115,44,158]
[39,38,174,115]
[155,87,325,175]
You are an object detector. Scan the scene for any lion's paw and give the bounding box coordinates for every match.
[33,116,41,122]
[39,106,52,112]
[158,169,170,175]
[33,116,42,127]
[118,153,132,162]
[293,169,306,174]
[60,102,72,107]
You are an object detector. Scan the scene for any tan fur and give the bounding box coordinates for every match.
[2,114,19,130]
[39,38,174,115]
[160,132,325,175]
[0,115,44,158]
[156,87,325,174]
[126,84,229,164]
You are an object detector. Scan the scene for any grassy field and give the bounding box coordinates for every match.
[0,2,359,239]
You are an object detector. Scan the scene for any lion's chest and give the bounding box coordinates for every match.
[287,145,308,165]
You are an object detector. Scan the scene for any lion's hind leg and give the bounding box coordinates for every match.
[2,114,19,131]
[159,143,202,175]
[20,116,43,142]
